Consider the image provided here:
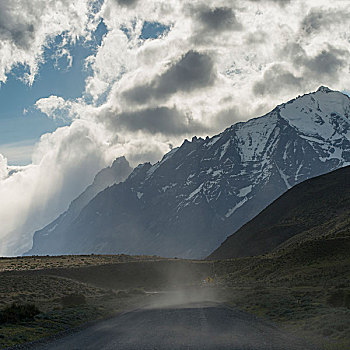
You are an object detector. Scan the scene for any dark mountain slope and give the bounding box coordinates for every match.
[25,157,132,255]
[208,165,350,260]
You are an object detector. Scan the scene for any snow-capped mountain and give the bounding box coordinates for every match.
[28,87,350,258]
[25,156,132,255]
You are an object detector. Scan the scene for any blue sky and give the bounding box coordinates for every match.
[0,38,91,164]
[0,23,104,165]
[0,20,170,165]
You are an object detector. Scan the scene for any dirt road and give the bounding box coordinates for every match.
[25,298,315,350]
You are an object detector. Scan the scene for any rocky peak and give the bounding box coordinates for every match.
[317,85,333,93]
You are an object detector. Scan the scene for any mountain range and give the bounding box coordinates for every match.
[27,87,350,258]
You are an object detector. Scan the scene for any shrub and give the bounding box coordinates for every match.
[100,289,116,301]
[104,289,116,297]
[344,292,350,309]
[60,293,86,308]
[0,303,40,324]
[327,290,350,308]
[117,290,129,298]
[128,288,145,295]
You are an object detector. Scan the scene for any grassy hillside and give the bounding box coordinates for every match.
[209,165,350,260]
[210,232,350,349]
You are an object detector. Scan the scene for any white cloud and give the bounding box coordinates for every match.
[0,154,8,180]
[1,0,350,255]
[85,0,350,136]
[0,119,116,255]
[35,96,73,120]
[0,0,99,85]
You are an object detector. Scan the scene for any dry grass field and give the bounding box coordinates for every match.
[0,254,165,272]
[0,255,210,349]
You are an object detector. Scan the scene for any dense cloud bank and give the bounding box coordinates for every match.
[1,0,350,255]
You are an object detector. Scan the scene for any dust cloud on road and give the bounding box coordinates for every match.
[26,288,316,350]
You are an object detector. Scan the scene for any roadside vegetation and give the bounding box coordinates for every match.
[0,255,209,348]
[212,236,350,350]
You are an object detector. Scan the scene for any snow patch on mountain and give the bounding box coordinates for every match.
[234,113,279,161]
[187,183,204,201]
[238,185,252,197]
[219,140,231,160]
[225,198,248,218]
[137,192,143,199]
[279,88,350,164]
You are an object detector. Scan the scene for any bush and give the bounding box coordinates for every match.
[117,290,129,298]
[344,292,350,309]
[128,288,145,295]
[327,290,350,308]
[0,303,40,324]
[99,289,117,301]
[103,289,116,298]
[61,293,86,308]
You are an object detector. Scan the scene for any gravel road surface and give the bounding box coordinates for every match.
[25,299,316,350]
